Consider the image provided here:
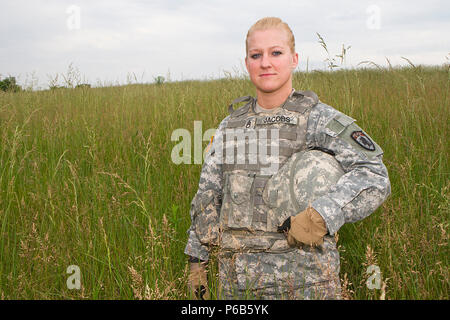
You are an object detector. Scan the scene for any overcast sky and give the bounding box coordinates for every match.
[1,0,449,89]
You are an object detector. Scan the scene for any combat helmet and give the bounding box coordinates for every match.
[263,149,345,230]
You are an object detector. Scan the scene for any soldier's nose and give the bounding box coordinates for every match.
[261,54,271,68]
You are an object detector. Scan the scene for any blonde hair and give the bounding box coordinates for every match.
[245,17,295,56]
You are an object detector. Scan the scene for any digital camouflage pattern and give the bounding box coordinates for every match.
[184,90,391,299]
[218,242,341,299]
[264,150,345,230]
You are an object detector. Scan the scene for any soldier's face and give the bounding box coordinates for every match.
[245,28,298,96]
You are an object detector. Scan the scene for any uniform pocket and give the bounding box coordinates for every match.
[227,173,254,229]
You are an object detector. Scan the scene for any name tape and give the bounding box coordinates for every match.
[256,115,298,126]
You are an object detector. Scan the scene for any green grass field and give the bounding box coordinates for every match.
[0,65,448,299]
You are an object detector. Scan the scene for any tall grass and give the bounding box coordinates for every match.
[0,65,448,299]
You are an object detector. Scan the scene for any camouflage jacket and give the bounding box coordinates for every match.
[184,92,391,261]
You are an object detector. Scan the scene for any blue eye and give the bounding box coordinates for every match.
[251,53,261,59]
[272,51,282,56]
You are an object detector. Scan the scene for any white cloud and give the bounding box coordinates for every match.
[0,0,448,89]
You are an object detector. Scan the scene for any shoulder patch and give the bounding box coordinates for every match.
[350,131,375,151]
[340,123,383,159]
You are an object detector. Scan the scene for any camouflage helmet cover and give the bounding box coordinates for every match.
[264,150,344,229]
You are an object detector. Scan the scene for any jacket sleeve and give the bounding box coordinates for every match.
[306,103,391,235]
[184,116,230,261]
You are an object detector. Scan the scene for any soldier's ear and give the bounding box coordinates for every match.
[292,52,299,70]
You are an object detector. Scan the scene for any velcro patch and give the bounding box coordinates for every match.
[326,114,355,136]
[256,115,298,125]
[350,131,375,151]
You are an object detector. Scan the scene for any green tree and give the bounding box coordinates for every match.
[0,76,22,92]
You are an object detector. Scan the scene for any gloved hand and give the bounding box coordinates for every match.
[277,207,328,247]
[188,260,210,300]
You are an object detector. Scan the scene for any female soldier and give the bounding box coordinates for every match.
[184,17,390,299]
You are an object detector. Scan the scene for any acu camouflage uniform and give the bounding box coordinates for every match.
[184,90,391,299]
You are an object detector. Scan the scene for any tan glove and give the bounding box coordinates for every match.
[188,261,210,300]
[280,207,328,247]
